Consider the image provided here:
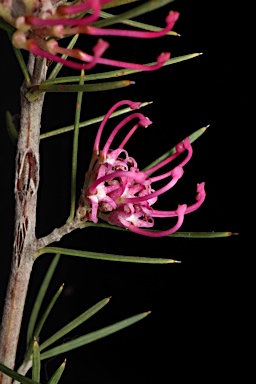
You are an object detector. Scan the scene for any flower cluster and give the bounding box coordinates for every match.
[1,0,179,71]
[78,100,206,237]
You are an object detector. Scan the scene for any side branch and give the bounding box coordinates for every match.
[36,216,83,252]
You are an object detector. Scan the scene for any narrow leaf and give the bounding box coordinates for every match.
[40,102,151,139]
[26,80,133,99]
[27,254,60,347]
[94,0,175,28]
[5,110,18,144]
[7,31,31,87]
[48,360,66,384]
[0,362,39,384]
[40,312,150,360]
[35,247,177,263]
[67,70,85,222]
[24,284,64,365]
[143,125,209,172]
[41,54,200,86]
[0,17,15,33]
[33,284,64,340]
[82,223,233,238]
[101,0,140,8]
[32,339,40,383]
[40,297,111,352]
[167,231,234,238]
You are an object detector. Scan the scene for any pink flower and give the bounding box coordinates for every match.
[78,100,206,237]
[4,0,180,71]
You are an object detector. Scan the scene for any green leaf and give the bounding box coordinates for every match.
[81,223,234,238]
[40,312,150,360]
[24,283,64,365]
[101,0,140,9]
[94,0,175,28]
[5,110,18,144]
[32,339,41,383]
[166,231,234,238]
[48,360,66,384]
[27,254,60,347]
[0,362,40,384]
[40,102,151,139]
[143,125,209,172]
[40,297,111,352]
[0,18,31,86]
[26,80,133,100]
[35,247,178,263]
[7,32,31,87]
[33,284,64,340]
[0,17,15,33]
[41,53,201,86]
[67,70,85,222]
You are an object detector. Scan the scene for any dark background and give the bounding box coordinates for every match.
[0,1,247,382]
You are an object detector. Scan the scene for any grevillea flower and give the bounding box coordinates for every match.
[78,100,206,237]
[0,0,179,71]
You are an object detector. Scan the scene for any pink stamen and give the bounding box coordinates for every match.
[101,113,152,158]
[179,137,193,167]
[124,204,187,237]
[57,0,98,16]
[16,39,170,74]
[151,182,206,217]
[25,0,104,27]
[93,100,141,154]
[77,11,179,38]
[95,52,170,71]
[25,40,101,71]
[145,137,192,176]
[121,166,184,204]
[118,123,141,149]
[48,38,109,70]
[88,170,147,195]
[184,182,206,213]
[80,100,206,237]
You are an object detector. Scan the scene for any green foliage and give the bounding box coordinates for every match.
[47,360,66,384]
[26,254,60,347]
[40,312,150,360]
[32,339,41,383]
[0,362,40,384]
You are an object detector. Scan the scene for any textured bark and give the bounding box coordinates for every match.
[0,55,47,384]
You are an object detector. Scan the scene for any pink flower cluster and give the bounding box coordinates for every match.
[10,0,179,71]
[79,100,206,237]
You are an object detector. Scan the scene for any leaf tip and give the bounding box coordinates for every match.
[202,124,210,132]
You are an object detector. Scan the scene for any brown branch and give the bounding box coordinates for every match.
[0,55,48,384]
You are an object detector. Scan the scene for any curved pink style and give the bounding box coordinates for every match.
[12,1,179,72]
[79,100,206,237]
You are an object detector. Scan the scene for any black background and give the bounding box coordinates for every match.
[0,1,247,382]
